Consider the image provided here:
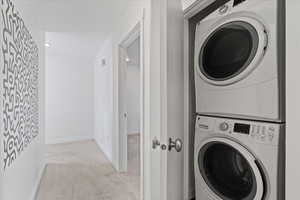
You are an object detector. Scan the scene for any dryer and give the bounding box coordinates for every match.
[194,115,285,200]
[194,0,285,122]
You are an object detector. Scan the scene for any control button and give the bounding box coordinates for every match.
[269,132,275,141]
[260,126,266,141]
[256,125,261,134]
[251,125,256,133]
[250,125,256,138]
[261,132,266,140]
[219,122,229,131]
[269,126,275,132]
[262,126,266,134]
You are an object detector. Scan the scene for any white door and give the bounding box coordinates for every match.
[148,0,184,199]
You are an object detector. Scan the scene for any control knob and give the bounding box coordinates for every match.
[219,122,229,131]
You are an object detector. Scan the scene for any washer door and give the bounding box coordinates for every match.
[198,138,265,200]
[197,17,267,86]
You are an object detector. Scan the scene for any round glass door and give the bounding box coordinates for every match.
[198,142,260,200]
[198,21,262,84]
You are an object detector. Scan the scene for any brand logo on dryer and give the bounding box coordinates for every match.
[198,124,209,130]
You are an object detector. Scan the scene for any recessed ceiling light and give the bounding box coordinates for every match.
[45,43,50,47]
[125,57,130,62]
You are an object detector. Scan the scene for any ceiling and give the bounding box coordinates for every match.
[20,0,188,32]
[20,0,188,66]
[20,0,137,32]
[45,32,107,60]
[32,0,146,63]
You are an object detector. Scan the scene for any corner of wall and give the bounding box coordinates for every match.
[30,162,46,200]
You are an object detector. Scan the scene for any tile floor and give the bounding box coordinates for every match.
[36,137,140,200]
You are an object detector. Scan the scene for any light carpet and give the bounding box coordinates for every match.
[36,140,140,200]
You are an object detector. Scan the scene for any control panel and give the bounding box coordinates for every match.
[196,115,281,145]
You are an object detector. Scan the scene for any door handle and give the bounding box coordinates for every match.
[152,137,167,150]
[152,137,183,152]
[168,138,183,152]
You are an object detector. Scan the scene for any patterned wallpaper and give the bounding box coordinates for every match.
[1,0,39,170]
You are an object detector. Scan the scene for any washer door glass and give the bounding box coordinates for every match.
[198,142,257,200]
[199,21,259,81]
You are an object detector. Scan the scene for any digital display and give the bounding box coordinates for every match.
[234,123,251,134]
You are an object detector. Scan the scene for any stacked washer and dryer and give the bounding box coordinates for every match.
[193,0,285,199]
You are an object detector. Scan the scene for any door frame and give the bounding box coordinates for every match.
[117,14,145,200]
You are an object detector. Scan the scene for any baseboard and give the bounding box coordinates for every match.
[94,138,113,163]
[30,163,46,200]
[46,135,93,145]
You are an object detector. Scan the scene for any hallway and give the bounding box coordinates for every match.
[36,140,140,200]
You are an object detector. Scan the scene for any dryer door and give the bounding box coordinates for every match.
[196,16,267,86]
[197,138,265,200]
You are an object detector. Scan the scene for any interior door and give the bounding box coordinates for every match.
[149,0,184,199]
[164,0,185,199]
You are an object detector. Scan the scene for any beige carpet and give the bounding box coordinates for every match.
[127,134,140,193]
[36,139,140,200]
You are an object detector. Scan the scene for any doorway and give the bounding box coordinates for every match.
[118,22,144,200]
[126,37,141,196]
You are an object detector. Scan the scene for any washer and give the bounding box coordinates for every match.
[194,0,285,121]
[194,115,285,200]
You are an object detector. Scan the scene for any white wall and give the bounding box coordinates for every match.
[126,38,141,135]
[45,42,94,144]
[93,1,148,171]
[286,1,300,199]
[0,1,45,200]
[94,38,114,161]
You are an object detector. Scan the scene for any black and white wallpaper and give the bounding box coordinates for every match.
[1,0,39,170]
